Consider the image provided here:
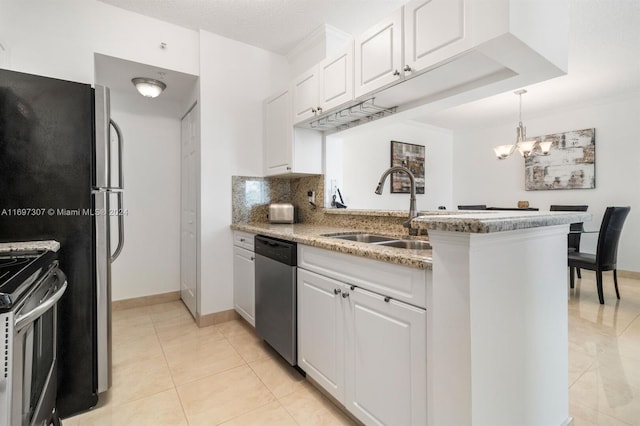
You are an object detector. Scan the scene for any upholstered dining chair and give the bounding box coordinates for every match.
[568,206,631,304]
[550,204,589,277]
[457,204,487,210]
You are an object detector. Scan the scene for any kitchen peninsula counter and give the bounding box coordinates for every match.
[234,209,587,425]
[231,210,589,271]
[325,208,590,232]
[231,222,433,269]
[411,210,591,233]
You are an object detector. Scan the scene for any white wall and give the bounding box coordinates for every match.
[198,30,288,315]
[0,0,292,313]
[452,95,640,271]
[326,121,454,211]
[1,0,202,301]
[0,0,199,83]
[109,91,182,300]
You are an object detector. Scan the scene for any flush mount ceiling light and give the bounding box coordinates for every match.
[493,89,552,160]
[131,77,166,98]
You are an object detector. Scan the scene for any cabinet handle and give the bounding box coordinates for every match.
[334,288,341,295]
[317,107,322,113]
[311,108,317,113]
[250,256,255,261]
[342,292,349,298]
[403,65,412,72]
[286,166,292,171]
[240,238,245,242]
[393,69,400,76]
[384,296,390,303]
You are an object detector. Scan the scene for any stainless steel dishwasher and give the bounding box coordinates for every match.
[254,235,297,365]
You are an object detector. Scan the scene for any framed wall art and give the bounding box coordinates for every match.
[390,140,425,194]
[524,128,595,191]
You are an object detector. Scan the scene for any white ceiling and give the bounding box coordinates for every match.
[98,0,407,55]
[94,53,198,103]
[97,0,640,128]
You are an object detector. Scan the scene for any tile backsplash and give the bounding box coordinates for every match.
[231,175,324,224]
[232,174,410,234]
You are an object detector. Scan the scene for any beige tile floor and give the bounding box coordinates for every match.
[64,298,356,426]
[568,272,640,426]
[64,271,640,425]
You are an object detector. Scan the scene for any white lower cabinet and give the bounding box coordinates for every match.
[233,232,255,326]
[346,287,426,426]
[297,269,347,402]
[298,262,427,425]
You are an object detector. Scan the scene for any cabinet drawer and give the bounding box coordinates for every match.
[298,245,427,309]
[233,231,255,251]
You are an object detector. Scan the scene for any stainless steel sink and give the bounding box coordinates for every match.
[324,233,397,243]
[376,240,432,250]
[324,233,431,250]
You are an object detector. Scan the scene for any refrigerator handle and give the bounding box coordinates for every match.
[111,191,125,262]
[109,118,124,262]
[110,119,124,189]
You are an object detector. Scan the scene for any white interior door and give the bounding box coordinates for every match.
[181,103,198,318]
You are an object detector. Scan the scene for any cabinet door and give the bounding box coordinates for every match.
[319,43,354,113]
[404,0,469,74]
[354,9,403,99]
[297,269,347,402]
[233,246,255,326]
[292,67,320,124]
[345,288,427,426]
[264,89,293,176]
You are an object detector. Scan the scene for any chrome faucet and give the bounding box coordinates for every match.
[374,166,418,236]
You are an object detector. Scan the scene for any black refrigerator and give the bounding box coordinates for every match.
[0,68,124,417]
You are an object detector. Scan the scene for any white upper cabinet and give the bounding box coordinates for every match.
[264,88,293,175]
[354,9,403,99]
[264,88,323,176]
[319,43,354,113]
[404,0,471,74]
[292,67,320,124]
[292,43,354,124]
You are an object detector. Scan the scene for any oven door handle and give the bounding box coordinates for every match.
[15,279,68,332]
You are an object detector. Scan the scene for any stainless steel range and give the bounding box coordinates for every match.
[0,250,67,426]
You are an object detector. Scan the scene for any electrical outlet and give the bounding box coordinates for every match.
[307,190,316,205]
[330,179,338,194]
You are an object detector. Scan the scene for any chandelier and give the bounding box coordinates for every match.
[493,90,552,160]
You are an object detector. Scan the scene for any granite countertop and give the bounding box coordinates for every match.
[0,240,60,253]
[231,223,433,270]
[324,209,453,218]
[411,211,592,233]
[232,211,591,270]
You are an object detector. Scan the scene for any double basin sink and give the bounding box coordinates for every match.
[324,233,431,250]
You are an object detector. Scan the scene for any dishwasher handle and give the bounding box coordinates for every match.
[254,235,297,265]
